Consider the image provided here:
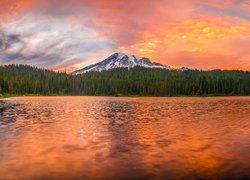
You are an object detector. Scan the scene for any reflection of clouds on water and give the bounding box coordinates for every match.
[0,97,250,179]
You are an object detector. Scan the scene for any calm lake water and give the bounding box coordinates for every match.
[0,97,250,179]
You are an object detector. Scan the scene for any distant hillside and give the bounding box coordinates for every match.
[0,64,250,96]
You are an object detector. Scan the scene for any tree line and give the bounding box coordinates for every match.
[0,64,250,96]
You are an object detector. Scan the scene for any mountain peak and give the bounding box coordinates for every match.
[72,52,172,75]
[115,52,142,61]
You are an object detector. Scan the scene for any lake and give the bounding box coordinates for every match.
[0,97,250,179]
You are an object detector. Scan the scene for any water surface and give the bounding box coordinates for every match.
[0,97,250,179]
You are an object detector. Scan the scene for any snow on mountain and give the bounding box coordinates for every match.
[72,52,173,75]
[179,67,190,71]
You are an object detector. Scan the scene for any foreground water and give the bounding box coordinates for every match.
[0,97,250,179]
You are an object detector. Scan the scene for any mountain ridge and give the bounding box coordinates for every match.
[72,52,175,75]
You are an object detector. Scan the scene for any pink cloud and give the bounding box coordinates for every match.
[0,0,249,70]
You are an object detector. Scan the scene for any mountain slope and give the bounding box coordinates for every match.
[72,52,172,75]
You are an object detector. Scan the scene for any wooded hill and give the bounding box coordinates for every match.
[0,64,250,96]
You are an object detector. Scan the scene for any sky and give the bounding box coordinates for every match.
[0,0,249,72]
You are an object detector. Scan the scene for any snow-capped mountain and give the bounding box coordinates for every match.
[72,52,172,75]
[179,67,190,71]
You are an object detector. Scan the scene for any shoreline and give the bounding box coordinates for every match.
[1,94,250,99]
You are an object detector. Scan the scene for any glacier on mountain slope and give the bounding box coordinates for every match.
[72,52,186,75]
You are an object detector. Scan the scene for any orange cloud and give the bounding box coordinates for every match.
[0,0,250,70]
[0,0,35,19]
[116,14,250,70]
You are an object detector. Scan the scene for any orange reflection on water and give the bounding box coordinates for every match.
[0,97,250,179]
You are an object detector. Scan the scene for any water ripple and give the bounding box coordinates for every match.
[0,96,250,179]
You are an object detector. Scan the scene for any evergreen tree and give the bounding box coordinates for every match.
[0,64,249,96]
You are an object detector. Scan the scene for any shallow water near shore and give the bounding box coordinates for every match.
[0,96,250,179]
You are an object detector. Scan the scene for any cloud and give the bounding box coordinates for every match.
[0,0,249,71]
[0,13,115,71]
[199,4,250,20]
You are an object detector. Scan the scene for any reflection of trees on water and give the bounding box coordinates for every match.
[0,101,26,142]
[102,100,137,127]
[100,99,153,179]
[1,97,249,179]
[0,101,22,124]
[0,100,53,142]
[99,99,181,178]
[0,101,53,125]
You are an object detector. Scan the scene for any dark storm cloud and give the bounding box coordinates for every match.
[0,31,22,51]
[0,30,62,66]
[0,25,115,70]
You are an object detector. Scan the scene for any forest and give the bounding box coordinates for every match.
[0,64,250,97]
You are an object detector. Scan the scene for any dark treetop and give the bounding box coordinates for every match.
[0,64,250,96]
